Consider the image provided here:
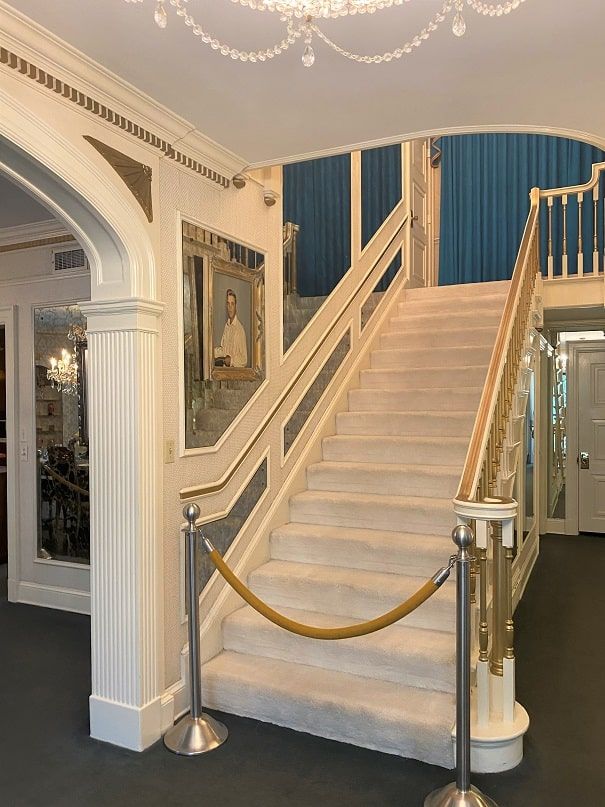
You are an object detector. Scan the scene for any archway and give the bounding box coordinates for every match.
[0,94,164,751]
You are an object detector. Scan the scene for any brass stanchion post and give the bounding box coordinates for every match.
[424,525,500,807]
[164,504,228,756]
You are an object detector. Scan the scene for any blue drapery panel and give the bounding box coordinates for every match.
[439,134,605,285]
[283,154,351,297]
[361,144,402,290]
[361,144,402,248]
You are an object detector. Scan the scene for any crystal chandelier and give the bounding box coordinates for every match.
[125,0,527,67]
[46,325,86,395]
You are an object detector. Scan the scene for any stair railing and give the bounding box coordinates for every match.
[453,188,541,748]
[541,161,605,279]
[283,220,300,295]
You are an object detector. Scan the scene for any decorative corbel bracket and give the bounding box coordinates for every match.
[83,135,153,222]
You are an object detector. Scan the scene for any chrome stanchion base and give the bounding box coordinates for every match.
[163,713,228,756]
[424,783,499,807]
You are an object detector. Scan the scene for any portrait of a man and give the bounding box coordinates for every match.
[214,288,248,367]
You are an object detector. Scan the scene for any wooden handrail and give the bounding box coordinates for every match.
[180,204,409,500]
[456,188,540,502]
[539,161,605,198]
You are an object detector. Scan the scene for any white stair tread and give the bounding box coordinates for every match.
[290,489,456,534]
[270,522,453,577]
[223,604,455,691]
[203,651,455,767]
[322,434,468,466]
[248,559,456,632]
[348,386,483,412]
[404,279,509,300]
[307,460,460,498]
[336,410,475,437]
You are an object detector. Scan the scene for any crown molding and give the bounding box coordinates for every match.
[246,123,605,170]
[0,1,246,184]
[0,218,72,248]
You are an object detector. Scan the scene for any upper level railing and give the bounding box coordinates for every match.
[541,160,605,279]
[456,188,541,506]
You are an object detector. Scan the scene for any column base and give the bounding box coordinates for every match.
[452,701,530,773]
[89,694,162,751]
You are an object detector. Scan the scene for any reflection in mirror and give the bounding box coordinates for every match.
[182,222,265,449]
[35,305,89,564]
[282,154,351,352]
[524,370,535,528]
[548,339,567,519]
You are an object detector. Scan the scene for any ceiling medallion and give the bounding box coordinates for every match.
[125,0,527,67]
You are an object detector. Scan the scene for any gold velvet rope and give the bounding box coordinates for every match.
[41,464,90,497]
[207,547,443,640]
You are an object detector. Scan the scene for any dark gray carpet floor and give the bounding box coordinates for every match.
[1,533,603,806]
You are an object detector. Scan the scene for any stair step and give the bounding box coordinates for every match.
[270,522,452,578]
[388,309,502,331]
[248,560,456,632]
[380,325,498,350]
[202,651,455,767]
[336,410,475,437]
[307,460,460,499]
[404,279,509,301]
[370,345,492,369]
[360,365,488,390]
[223,605,456,692]
[322,434,468,466]
[348,387,483,412]
[397,293,507,316]
[290,489,455,534]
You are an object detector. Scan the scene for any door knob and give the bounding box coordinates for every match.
[410,210,419,228]
[580,451,590,469]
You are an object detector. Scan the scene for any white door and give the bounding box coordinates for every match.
[404,139,430,288]
[578,348,605,533]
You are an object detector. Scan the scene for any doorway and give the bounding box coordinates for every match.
[545,329,605,535]
[1,325,6,574]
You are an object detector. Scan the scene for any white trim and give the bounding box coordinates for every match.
[0,219,71,247]
[0,1,245,180]
[89,694,162,752]
[247,124,605,170]
[0,306,19,601]
[14,579,90,614]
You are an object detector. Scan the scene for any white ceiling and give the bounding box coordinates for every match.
[0,173,55,229]
[5,0,605,165]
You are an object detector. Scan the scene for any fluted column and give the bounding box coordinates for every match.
[80,298,163,751]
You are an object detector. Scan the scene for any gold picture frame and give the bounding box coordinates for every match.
[206,256,264,381]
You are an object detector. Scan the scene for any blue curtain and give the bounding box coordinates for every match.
[283,154,351,297]
[439,134,605,285]
[361,144,402,247]
[361,144,402,290]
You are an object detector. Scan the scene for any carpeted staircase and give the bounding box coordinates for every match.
[203,280,509,768]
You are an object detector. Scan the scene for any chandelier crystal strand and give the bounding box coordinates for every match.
[466,0,525,15]
[311,1,452,64]
[170,0,304,61]
[126,0,528,65]
[452,0,466,36]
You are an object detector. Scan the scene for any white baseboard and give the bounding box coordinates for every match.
[15,580,90,614]
[89,694,162,751]
[160,677,188,733]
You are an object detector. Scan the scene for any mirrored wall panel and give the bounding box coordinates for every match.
[183,222,265,449]
[283,154,351,352]
[548,337,567,520]
[35,305,89,564]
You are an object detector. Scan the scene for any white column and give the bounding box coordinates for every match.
[80,298,164,751]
